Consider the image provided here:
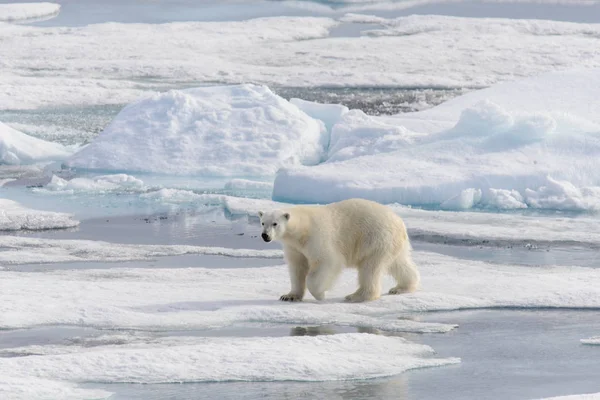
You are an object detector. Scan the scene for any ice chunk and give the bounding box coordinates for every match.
[0,199,78,231]
[0,121,71,165]
[0,2,60,22]
[273,70,600,211]
[66,84,327,177]
[290,98,349,132]
[580,337,600,346]
[44,174,145,193]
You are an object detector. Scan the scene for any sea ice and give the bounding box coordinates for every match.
[2,248,600,332]
[0,235,283,265]
[0,121,72,165]
[3,15,600,108]
[0,2,60,22]
[66,84,326,177]
[273,69,600,211]
[0,199,79,231]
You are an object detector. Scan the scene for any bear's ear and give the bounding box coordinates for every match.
[283,213,290,221]
[258,211,264,218]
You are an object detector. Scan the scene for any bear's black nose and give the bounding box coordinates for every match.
[261,233,271,242]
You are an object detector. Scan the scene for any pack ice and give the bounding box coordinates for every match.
[66,84,326,177]
[273,69,600,211]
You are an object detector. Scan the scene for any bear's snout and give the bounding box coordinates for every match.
[261,233,271,242]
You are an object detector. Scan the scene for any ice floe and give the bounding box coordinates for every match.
[66,84,326,176]
[0,2,60,22]
[2,250,600,332]
[0,121,72,165]
[0,334,457,400]
[2,15,600,108]
[273,69,600,211]
[0,199,79,231]
[0,235,283,265]
[0,376,111,400]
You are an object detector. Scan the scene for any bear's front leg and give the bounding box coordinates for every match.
[306,257,343,301]
[280,246,309,302]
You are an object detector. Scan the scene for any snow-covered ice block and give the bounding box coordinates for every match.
[66,84,327,177]
[0,121,71,165]
[273,70,600,211]
[0,199,79,231]
[0,2,60,22]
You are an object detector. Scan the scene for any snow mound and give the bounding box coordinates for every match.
[0,334,458,387]
[273,70,600,211]
[0,2,60,22]
[0,199,79,231]
[0,121,71,165]
[580,337,600,345]
[66,84,326,177]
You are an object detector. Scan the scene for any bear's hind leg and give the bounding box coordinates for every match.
[345,258,385,302]
[388,249,420,295]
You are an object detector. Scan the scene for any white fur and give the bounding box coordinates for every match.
[258,198,420,303]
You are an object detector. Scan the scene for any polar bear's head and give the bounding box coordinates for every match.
[257,210,290,242]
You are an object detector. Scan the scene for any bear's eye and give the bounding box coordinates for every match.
[273,223,277,227]
[261,223,264,226]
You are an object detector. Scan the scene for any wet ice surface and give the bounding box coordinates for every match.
[2,310,596,400]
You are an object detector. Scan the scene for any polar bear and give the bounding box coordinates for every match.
[258,198,419,303]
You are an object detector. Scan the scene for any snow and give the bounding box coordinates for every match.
[3,15,600,108]
[66,84,327,177]
[0,121,72,165]
[0,2,60,22]
[0,235,283,265]
[580,337,600,345]
[273,69,600,211]
[0,199,79,231]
